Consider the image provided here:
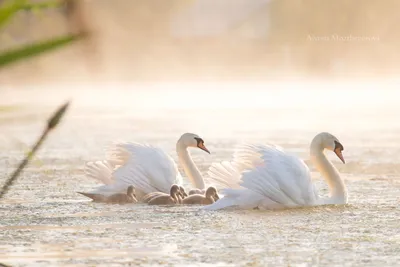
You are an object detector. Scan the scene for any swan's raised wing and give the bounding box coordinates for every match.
[112,142,182,194]
[203,143,317,210]
[205,161,242,190]
[86,142,182,195]
[205,143,265,190]
[239,144,317,206]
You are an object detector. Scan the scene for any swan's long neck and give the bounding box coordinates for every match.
[310,139,347,204]
[176,143,205,190]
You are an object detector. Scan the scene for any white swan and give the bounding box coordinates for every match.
[203,132,347,210]
[84,133,211,200]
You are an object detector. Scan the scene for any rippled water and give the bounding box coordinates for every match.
[0,85,399,266]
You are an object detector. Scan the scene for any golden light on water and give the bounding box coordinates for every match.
[1,1,400,266]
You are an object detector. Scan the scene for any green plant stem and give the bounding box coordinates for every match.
[0,128,50,199]
[0,34,84,68]
[0,101,70,200]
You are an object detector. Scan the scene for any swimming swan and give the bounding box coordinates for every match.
[203,132,347,210]
[84,133,210,200]
[147,184,181,205]
[182,186,219,205]
[77,185,137,204]
[142,185,186,203]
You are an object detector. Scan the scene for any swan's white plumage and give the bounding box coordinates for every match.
[85,142,182,196]
[84,160,114,185]
[203,143,319,210]
[205,143,265,189]
[206,161,241,189]
[105,142,131,166]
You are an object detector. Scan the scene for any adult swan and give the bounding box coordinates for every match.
[83,133,210,200]
[203,132,347,210]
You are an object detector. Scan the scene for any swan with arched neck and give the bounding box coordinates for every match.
[203,132,347,210]
[83,133,211,201]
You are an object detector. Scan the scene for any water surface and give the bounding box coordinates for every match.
[0,84,399,266]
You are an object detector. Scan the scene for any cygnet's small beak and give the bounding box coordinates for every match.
[334,148,345,164]
[198,143,210,154]
[214,193,220,200]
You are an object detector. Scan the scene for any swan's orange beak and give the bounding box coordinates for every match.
[198,143,210,154]
[334,148,345,164]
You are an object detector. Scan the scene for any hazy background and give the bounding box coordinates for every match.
[1,0,399,85]
[1,2,400,266]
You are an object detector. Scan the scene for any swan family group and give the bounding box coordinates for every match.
[78,132,347,210]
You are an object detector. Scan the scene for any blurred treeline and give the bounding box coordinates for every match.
[0,0,399,84]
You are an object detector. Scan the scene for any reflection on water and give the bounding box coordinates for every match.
[0,84,399,266]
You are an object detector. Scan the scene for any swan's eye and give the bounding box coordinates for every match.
[194,137,204,146]
[334,141,344,151]
[194,137,210,154]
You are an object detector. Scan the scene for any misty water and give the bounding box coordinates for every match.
[0,83,399,266]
